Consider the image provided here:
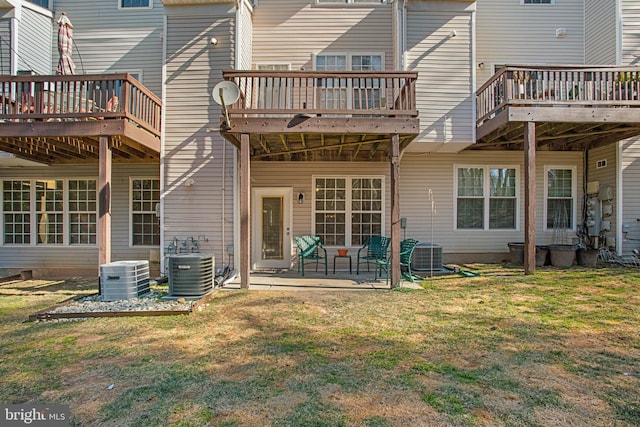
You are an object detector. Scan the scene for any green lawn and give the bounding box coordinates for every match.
[0,266,638,426]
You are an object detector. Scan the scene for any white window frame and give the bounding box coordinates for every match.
[314,52,385,72]
[118,0,153,10]
[1,178,97,246]
[544,166,577,232]
[454,165,520,231]
[314,53,385,111]
[256,63,291,71]
[312,175,385,248]
[68,179,98,246]
[129,177,160,247]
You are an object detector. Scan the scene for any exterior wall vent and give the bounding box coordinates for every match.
[100,260,150,301]
[168,253,215,297]
[411,243,443,271]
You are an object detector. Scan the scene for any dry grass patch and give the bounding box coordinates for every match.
[0,267,639,426]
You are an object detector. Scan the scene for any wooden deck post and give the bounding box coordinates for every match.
[98,135,112,270]
[390,133,401,288]
[524,122,536,275]
[240,133,251,289]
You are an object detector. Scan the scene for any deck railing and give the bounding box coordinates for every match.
[0,73,161,137]
[476,66,640,125]
[222,70,418,118]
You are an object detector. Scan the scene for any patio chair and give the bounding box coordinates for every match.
[295,235,328,276]
[375,238,420,285]
[356,235,390,274]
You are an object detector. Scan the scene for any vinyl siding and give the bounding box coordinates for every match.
[239,0,253,70]
[0,164,159,272]
[51,0,164,95]
[250,161,391,257]
[400,151,583,255]
[585,0,617,64]
[252,0,394,72]
[163,7,236,267]
[476,0,585,86]
[250,152,583,258]
[18,7,52,75]
[0,18,10,75]
[622,0,640,65]
[621,139,640,253]
[405,2,474,150]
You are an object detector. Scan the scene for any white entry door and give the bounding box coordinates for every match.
[252,188,292,270]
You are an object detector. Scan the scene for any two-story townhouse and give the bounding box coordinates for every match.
[2,0,640,288]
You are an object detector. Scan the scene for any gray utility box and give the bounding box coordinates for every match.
[100,260,150,301]
[168,253,215,297]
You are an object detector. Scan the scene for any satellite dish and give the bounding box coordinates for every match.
[212,81,240,106]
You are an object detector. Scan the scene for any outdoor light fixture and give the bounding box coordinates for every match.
[298,193,305,204]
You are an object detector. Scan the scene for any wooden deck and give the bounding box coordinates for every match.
[220,70,419,161]
[0,74,161,164]
[475,66,640,151]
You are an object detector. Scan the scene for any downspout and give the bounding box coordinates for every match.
[471,8,477,143]
[402,0,407,71]
[617,141,623,255]
[615,0,622,65]
[232,0,243,269]
[160,14,168,275]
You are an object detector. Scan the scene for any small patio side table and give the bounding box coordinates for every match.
[333,254,352,274]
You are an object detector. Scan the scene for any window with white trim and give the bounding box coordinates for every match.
[315,53,384,110]
[120,0,152,9]
[69,180,97,245]
[456,166,518,230]
[2,179,97,245]
[545,168,575,230]
[3,180,31,244]
[36,180,64,244]
[314,176,383,247]
[131,178,159,246]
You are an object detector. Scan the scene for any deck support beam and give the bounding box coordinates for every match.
[98,135,112,271]
[240,133,251,289]
[524,122,536,275]
[390,133,401,288]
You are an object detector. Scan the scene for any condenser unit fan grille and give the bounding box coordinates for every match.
[168,254,215,297]
[411,243,443,271]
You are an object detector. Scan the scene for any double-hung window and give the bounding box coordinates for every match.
[456,166,518,230]
[545,167,575,230]
[314,176,383,247]
[36,180,64,244]
[2,179,97,245]
[131,178,160,246]
[315,53,383,112]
